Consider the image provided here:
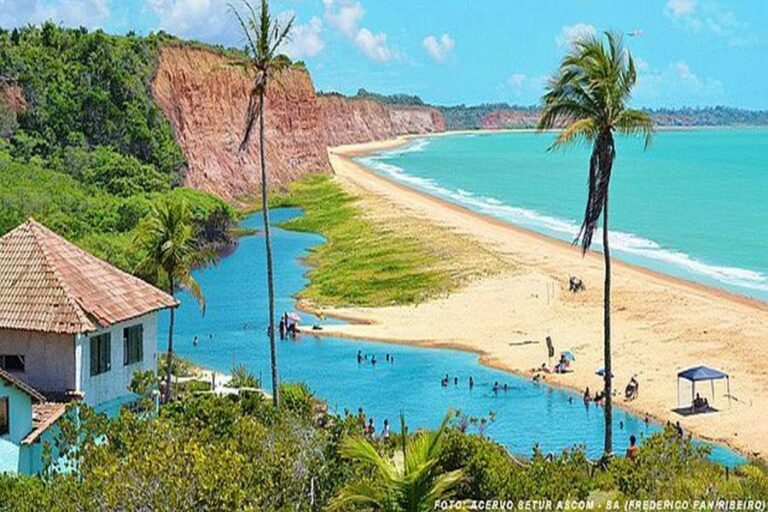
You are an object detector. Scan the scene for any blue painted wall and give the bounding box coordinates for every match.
[0,380,33,474]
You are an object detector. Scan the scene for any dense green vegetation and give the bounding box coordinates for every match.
[0,388,765,510]
[271,174,458,307]
[0,23,237,273]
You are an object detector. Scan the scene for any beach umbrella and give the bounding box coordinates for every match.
[562,351,575,361]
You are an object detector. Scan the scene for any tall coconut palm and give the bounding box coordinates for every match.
[229,0,293,409]
[537,31,653,456]
[135,198,205,402]
[330,412,463,512]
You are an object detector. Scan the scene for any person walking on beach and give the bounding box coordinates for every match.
[626,435,639,461]
[381,419,390,440]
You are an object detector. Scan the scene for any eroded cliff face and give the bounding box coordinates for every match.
[319,95,445,147]
[152,45,331,200]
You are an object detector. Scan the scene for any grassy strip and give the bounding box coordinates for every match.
[270,173,505,307]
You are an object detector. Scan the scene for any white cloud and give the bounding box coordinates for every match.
[354,28,393,61]
[322,0,363,37]
[556,23,596,47]
[664,0,757,46]
[0,0,110,29]
[147,0,237,43]
[507,73,527,87]
[664,0,697,18]
[422,33,454,62]
[634,59,723,106]
[281,15,325,59]
[323,0,397,61]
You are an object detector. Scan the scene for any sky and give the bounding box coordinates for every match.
[1,0,767,109]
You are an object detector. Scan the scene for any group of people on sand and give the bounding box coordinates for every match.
[356,407,391,440]
[692,392,710,411]
[357,350,394,366]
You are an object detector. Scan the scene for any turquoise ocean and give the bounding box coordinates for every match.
[358,129,768,301]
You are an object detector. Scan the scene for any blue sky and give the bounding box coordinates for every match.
[2,0,767,109]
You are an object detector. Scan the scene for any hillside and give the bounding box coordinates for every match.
[0,24,235,273]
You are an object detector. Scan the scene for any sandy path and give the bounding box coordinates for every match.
[312,138,768,460]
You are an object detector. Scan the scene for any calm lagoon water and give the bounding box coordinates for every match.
[161,208,744,467]
[358,130,768,301]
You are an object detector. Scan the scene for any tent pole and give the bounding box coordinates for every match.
[727,376,731,407]
[711,379,715,403]
[677,378,680,408]
[691,381,696,413]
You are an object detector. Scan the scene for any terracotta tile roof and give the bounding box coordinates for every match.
[0,367,45,402]
[0,219,178,334]
[22,402,69,445]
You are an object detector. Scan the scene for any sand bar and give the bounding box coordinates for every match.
[313,135,768,460]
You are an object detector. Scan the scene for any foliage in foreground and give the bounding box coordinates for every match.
[0,393,766,511]
[272,174,456,307]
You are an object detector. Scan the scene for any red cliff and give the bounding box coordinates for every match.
[151,45,331,200]
[318,94,445,147]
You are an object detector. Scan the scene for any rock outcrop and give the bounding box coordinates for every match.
[151,45,331,200]
[318,94,445,147]
[0,80,26,115]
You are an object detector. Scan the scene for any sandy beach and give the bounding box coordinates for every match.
[312,135,768,461]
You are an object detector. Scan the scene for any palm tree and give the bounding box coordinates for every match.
[229,0,293,409]
[537,31,653,456]
[331,412,463,512]
[135,198,205,402]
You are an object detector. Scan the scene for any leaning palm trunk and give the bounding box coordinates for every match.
[258,88,280,408]
[165,276,176,402]
[589,130,616,455]
[602,176,613,456]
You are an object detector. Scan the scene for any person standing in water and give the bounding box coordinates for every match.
[357,350,363,365]
[278,318,286,340]
[193,335,199,347]
[469,376,474,390]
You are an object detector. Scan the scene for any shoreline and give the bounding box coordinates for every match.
[310,135,768,461]
[330,135,767,312]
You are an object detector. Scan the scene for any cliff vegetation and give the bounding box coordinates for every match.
[0,23,237,272]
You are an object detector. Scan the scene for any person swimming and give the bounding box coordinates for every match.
[468,376,474,390]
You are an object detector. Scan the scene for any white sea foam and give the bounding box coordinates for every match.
[358,154,768,296]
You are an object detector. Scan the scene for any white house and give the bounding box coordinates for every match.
[0,219,177,473]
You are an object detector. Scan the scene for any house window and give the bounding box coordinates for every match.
[90,333,111,376]
[0,397,8,436]
[123,325,143,366]
[0,355,24,372]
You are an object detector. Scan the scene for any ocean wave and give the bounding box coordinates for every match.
[358,156,768,295]
[374,138,430,158]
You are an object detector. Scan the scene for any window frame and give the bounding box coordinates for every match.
[89,333,112,377]
[0,397,9,436]
[123,324,144,366]
[0,355,25,372]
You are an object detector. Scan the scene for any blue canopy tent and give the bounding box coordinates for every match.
[677,365,731,411]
